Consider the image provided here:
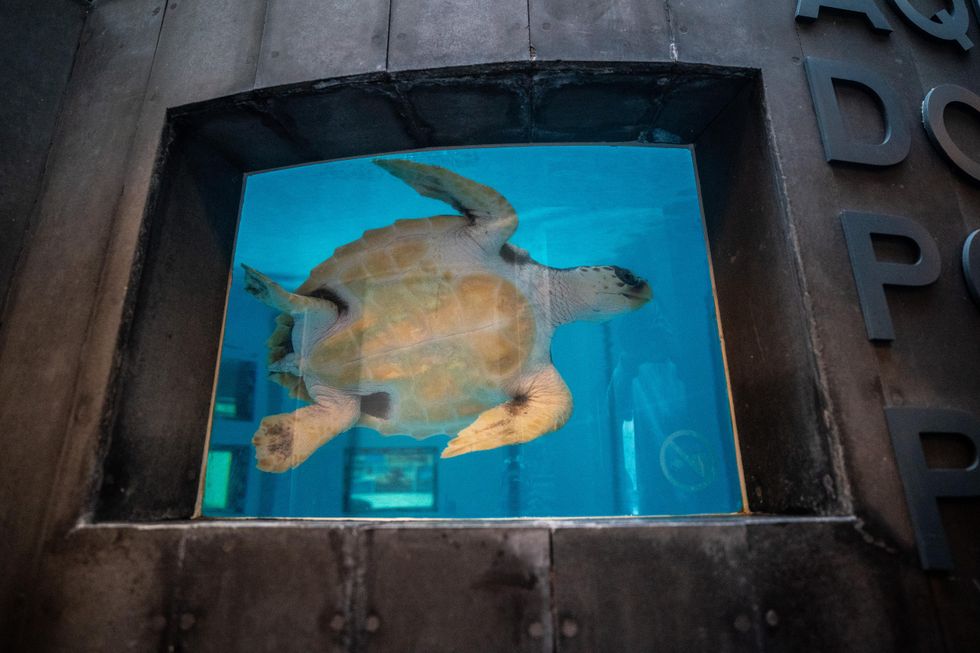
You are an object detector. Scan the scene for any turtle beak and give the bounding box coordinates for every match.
[622,281,652,305]
[612,267,652,305]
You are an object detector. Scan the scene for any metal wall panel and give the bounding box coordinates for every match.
[387,0,530,70]
[254,0,389,89]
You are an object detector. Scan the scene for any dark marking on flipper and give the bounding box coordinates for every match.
[506,394,529,416]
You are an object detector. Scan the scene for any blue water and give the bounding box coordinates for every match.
[204,145,744,518]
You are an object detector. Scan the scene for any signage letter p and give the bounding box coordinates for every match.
[840,211,940,341]
[884,407,980,570]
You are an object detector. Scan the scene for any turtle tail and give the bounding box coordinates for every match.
[243,263,336,404]
[265,313,312,402]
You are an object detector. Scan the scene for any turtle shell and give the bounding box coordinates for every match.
[270,215,537,436]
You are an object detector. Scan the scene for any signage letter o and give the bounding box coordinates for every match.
[964,230,980,307]
[922,85,980,183]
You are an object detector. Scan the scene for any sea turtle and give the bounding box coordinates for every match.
[242,159,652,472]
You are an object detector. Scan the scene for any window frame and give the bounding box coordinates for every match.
[94,62,843,524]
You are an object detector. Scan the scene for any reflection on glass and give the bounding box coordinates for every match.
[203,145,743,518]
[212,359,255,421]
[345,448,437,514]
[203,451,233,510]
[202,446,249,514]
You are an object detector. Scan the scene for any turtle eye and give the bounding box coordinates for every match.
[612,266,642,287]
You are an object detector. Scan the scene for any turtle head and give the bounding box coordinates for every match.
[554,265,652,324]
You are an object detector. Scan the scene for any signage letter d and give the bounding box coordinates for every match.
[804,57,911,167]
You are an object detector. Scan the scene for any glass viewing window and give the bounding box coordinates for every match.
[202,145,744,518]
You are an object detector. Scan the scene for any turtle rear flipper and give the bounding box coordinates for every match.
[442,365,572,458]
[266,314,312,401]
[243,264,340,399]
[253,386,360,472]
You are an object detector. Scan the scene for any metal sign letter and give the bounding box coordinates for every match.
[804,57,911,167]
[884,407,980,570]
[840,211,940,341]
[964,230,980,306]
[888,0,974,51]
[922,84,980,183]
[795,0,893,32]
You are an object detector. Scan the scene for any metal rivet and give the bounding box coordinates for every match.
[528,622,544,639]
[734,614,752,633]
[329,614,345,632]
[560,618,579,638]
[365,614,381,633]
[765,609,779,627]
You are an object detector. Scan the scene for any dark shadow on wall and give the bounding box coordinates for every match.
[0,0,86,325]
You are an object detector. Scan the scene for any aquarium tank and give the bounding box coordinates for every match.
[202,144,744,518]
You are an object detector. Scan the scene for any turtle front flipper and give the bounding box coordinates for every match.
[253,385,359,472]
[373,158,518,249]
[442,365,572,458]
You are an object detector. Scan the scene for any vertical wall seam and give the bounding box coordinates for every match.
[163,529,190,651]
[251,0,273,90]
[384,0,393,71]
[349,527,371,653]
[548,528,558,653]
[664,0,678,61]
[527,0,535,60]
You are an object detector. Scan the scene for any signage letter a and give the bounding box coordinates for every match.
[795,0,892,33]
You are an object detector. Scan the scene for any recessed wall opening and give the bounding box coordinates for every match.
[95,63,841,522]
